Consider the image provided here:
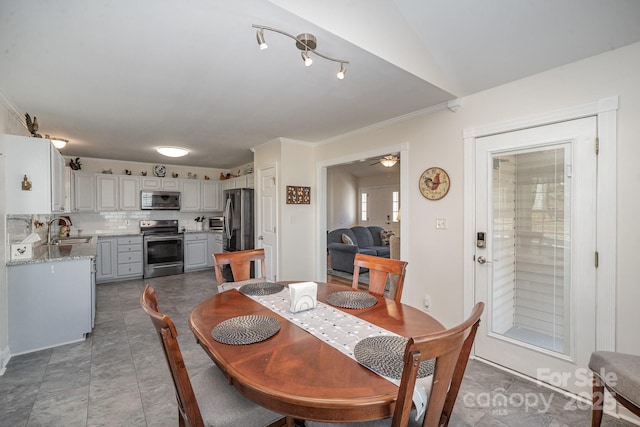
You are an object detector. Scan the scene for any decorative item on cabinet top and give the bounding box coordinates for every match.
[69,157,82,170]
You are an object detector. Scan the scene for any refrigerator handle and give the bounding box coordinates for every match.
[224,196,232,240]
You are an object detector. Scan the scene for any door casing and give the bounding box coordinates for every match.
[464,97,618,361]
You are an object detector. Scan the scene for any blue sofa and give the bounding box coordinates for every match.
[327,226,391,273]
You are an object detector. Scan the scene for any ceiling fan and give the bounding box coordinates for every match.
[370,154,400,167]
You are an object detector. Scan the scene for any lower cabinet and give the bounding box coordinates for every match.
[8,259,93,354]
[96,235,143,283]
[185,233,210,272]
[208,232,223,267]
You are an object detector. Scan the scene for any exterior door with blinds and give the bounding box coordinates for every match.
[474,117,597,396]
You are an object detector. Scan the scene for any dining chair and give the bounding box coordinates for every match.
[589,351,640,426]
[213,248,267,292]
[140,284,285,427]
[352,253,408,302]
[308,302,485,427]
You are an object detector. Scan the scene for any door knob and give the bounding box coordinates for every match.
[477,256,491,264]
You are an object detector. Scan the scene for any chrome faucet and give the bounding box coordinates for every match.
[47,217,71,245]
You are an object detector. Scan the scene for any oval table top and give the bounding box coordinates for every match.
[189,282,444,423]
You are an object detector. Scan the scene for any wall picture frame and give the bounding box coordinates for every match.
[286,186,311,204]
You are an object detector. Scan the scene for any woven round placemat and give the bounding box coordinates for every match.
[354,336,434,379]
[326,291,377,309]
[239,282,284,296]
[211,315,280,345]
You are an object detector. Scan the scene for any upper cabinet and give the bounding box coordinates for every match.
[181,179,222,212]
[201,180,220,211]
[2,134,67,214]
[72,172,96,212]
[141,177,179,190]
[96,175,140,211]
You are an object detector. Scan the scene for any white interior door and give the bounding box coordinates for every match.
[257,166,277,281]
[474,117,597,396]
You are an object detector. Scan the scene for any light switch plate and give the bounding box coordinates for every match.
[435,218,447,229]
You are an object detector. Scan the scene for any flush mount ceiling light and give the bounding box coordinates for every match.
[252,24,349,79]
[51,138,68,149]
[156,146,189,157]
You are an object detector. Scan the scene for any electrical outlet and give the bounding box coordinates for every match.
[423,294,431,312]
[435,218,447,229]
[125,219,130,226]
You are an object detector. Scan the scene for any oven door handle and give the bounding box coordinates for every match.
[144,235,184,242]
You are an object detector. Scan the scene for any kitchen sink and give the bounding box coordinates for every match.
[51,236,93,245]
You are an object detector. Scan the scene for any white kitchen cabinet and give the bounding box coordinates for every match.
[119,176,140,210]
[50,144,66,212]
[96,235,143,283]
[116,235,143,278]
[162,179,180,190]
[184,232,210,271]
[97,175,140,211]
[141,177,180,190]
[208,232,223,267]
[8,259,93,354]
[72,172,96,212]
[180,179,201,211]
[201,180,220,211]
[96,237,117,282]
[96,175,118,211]
[2,134,67,214]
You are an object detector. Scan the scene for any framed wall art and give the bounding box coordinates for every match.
[286,186,311,204]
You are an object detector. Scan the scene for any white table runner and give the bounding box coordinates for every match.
[248,287,432,419]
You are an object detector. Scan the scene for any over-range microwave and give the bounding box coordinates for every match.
[141,191,181,210]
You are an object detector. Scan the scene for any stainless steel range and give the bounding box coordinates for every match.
[140,219,184,278]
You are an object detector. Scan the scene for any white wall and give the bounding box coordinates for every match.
[0,93,29,372]
[253,138,317,281]
[326,167,357,230]
[311,41,640,358]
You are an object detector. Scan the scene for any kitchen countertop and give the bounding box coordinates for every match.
[7,242,97,266]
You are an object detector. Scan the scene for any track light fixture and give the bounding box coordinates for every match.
[252,24,348,79]
[256,29,268,50]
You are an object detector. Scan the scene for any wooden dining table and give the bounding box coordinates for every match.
[189,282,444,424]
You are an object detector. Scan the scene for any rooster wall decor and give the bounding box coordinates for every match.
[419,167,450,200]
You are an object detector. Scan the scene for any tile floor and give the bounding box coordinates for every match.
[0,271,636,427]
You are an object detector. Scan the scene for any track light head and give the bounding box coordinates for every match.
[337,63,346,80]
[301,51,313,67]
[256,29,268,50]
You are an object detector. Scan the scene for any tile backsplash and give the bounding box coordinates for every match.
[6,210,222,245]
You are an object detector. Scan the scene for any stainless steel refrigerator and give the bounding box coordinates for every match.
[223,188,254,252]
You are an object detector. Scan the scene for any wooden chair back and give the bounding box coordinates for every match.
[393,302,484,427]
[213,249,266,284]
[140,284,204,427]
[352,253,408,302]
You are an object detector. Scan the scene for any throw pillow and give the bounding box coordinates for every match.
[380,230,395,246]
[341,233,355,245]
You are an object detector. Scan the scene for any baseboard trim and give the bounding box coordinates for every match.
[0,345,11,375]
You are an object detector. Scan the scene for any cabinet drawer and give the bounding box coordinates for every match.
[117,236,143,245]
[214,233,223,243]
[117,251,142,264]
[117,263,143,277]
[118,244,141,253]
[185,233,207,241]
